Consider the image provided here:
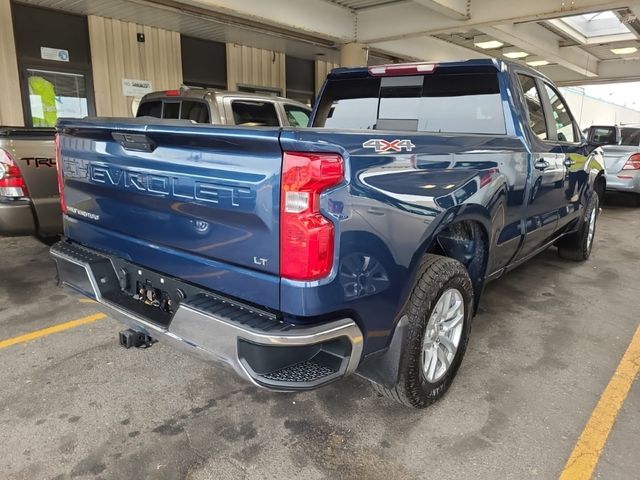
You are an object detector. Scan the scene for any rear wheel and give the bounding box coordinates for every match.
[557,193,599,261]
[372,254,473,408]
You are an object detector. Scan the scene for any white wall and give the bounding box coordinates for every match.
[562,87,640,128]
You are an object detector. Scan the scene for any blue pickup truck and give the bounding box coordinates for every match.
[51,59,605,408]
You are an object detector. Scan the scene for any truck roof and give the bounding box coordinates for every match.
[141,87,309,109]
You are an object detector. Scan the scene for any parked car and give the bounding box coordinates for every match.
[136,87,311,127]
[51,59,604,408]
[0,127,60,236]
[586,124,640,204]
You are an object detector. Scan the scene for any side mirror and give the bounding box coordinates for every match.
[586,125,619,148]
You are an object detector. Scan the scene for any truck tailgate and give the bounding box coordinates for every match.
[58,118,282,309]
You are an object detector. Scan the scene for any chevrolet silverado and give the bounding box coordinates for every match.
[51,59,605,408]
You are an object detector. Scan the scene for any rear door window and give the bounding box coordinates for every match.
[314,71,506,134]
[516,74,548,140]
[231,101,280,126]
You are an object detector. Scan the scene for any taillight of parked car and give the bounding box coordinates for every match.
[0,148,28,198]
[280,152,344,280]
[622,153,640,170]
[54,133,67,214]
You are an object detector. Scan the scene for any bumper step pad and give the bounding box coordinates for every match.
[261,361,337,383]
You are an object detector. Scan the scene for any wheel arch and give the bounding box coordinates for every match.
[594,171,606,203]
[420,205,493,312]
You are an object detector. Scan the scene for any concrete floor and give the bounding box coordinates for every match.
[0,194,638,480]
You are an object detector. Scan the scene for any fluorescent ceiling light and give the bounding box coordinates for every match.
[475,40,504,49]
[473,35,504,49]
[527,59,550,67]
[611,46,638,55]
[503,49,529,59]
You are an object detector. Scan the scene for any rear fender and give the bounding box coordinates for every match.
[406,204,492,305]
[358,205,492,387]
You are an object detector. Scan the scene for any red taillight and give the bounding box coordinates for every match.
[622,153,640,170]
[280,152,344,281]
[165,89,180,96]
[55,133,67,214]
[0,148,28,198]
[368,62,437,77]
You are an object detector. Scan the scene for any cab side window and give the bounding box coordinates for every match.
[542,84,576,143]
[284,105,310,127]
[232,101,280,126]
[516,74,548,141]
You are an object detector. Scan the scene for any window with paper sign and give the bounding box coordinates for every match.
[26,69,89,127]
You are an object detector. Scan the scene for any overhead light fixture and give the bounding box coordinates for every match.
[503,47,529,59]
[610,46,638,55]
[473,35,504,50]
[527,58,550,67]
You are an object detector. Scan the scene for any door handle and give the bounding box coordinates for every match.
[563,158,575,168]
[534,159,550,171]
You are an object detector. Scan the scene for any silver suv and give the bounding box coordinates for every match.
[136,87,312,127]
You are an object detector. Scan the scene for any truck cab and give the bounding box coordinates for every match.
[136,87,312,127]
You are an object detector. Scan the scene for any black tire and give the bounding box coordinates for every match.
[557,193,599,261]
[372,254,474,408]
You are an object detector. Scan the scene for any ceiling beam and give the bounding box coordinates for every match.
[480,23,600,77]
[369,35,489,62]
[173,0,355,42]
[357,0,639,43]
[413,0,470,20]
[541,58,640,84]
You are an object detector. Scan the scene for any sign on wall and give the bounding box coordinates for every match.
[122,79,153,97]
[40,47,70,62]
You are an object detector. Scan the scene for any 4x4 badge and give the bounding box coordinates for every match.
[363,139,416,153]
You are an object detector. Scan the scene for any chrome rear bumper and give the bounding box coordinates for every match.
[50,240,363,391]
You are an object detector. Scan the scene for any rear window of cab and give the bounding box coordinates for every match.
[313,72,506,135]
[137,100,210,123]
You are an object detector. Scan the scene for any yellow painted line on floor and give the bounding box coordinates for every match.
[0,313,106,350]
[78,298,97,304]
[559,324,640,480]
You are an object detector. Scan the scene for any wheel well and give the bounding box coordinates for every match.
[427,220,488,309]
